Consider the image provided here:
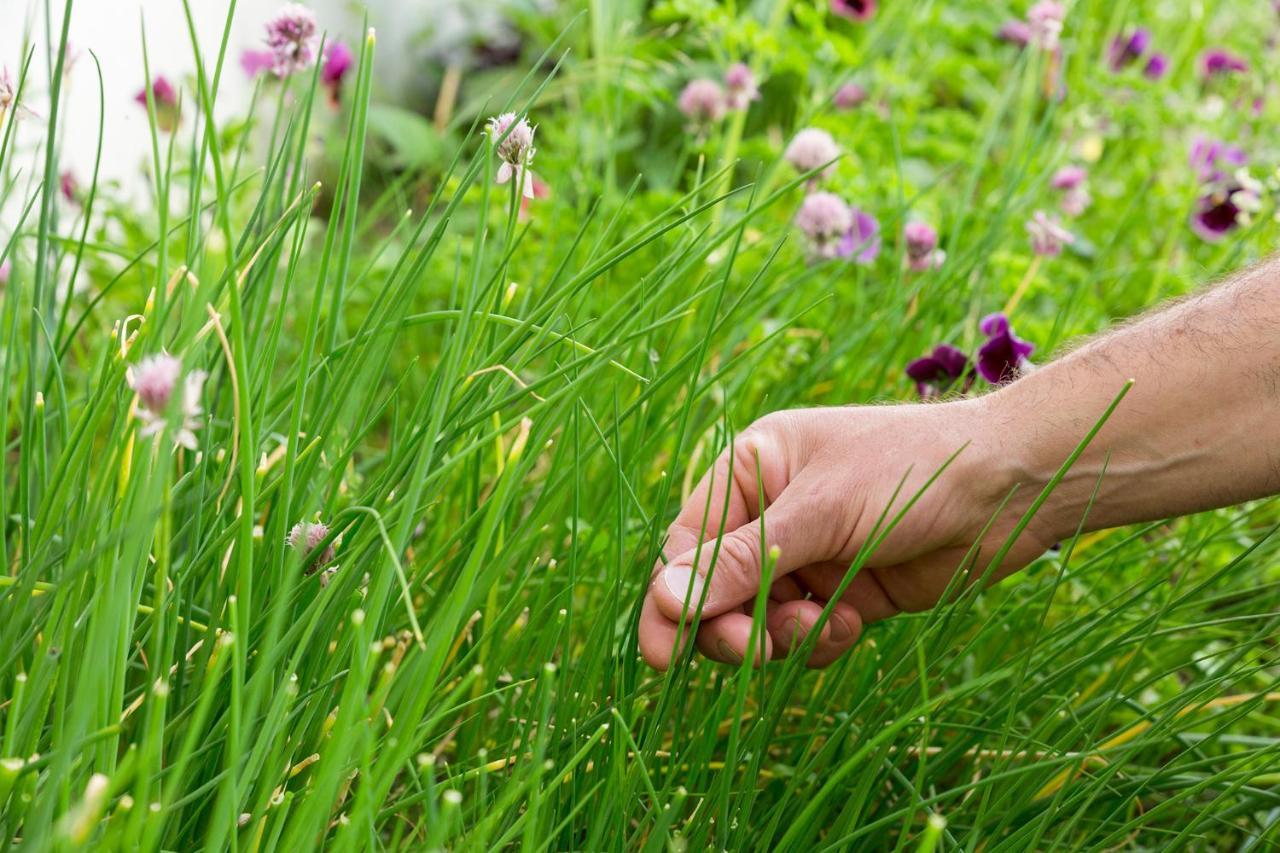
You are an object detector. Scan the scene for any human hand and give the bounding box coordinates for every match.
[638,399,1060,669]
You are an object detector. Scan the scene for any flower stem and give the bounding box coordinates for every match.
[1003,255,1042,315]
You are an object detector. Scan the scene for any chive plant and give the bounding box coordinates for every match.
[0,1,1278,849]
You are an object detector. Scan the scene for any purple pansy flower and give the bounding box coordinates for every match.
[1143,52,1169,80]
[1189,137,1247,184]
[831,0,876,22]
[977,313,1034,384]
[906,344,972,397]
[1199,48,1248,80]
[1108,27,1151,71]
[1191,173,1262,243]
[836,208,881,265]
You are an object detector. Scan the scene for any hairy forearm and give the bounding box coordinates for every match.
[987,257,1280,537]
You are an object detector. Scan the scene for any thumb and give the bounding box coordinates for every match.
[651,488,832,621]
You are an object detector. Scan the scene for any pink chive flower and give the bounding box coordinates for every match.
[1051,165,1091,217]
[287,519,337,574]
[240,49,275,78]
[903,221,944,271]
[997,20,1032,47]
[486,112,537,198]
[135,76,181,132]
[723,63,760,111]
[59,171,78,204]
[322,40,354,106]
[126,353,206,449]
[1026,210,1074,256]
[837,208,881,265]
[1027,1,1065,52]
[831,0,876,22]
[677,78,727,130]
[784,127,840,179]
[795,192,854,260]
[833,82,867,109]
[1198,48,1248,81]
[265,3,320,78]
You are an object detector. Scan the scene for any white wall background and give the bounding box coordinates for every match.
[0,0,434,191]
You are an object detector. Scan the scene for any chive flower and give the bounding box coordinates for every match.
[1198,48,1247,81]
[1026,210,1073,256]
[1050,165,1091,217]
[1026,1,1065,51]
[135,76,181,132]
[0,67,13,119]
[833,82,867,109]
[59,171,78,204]
[1143,53,1169,81]
[795,192,853,260]
[486,112,537,198]
[127,353,206,449]
[287,519,337,574]
[1108,28,1151,72]
[265,3,320,77]
[784,127,840,179]
[977,313,1034,384]
[322,41,354,106]
[677,78,727,130]
[903,221,944,271]
[837,207,881,265]
[997,20,1031,47]
[240,49,275,77]
[906,345,972,397]
[0,259,10,285]
[723,63,760,110]
[831,0,876,22]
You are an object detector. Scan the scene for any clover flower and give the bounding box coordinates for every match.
[723,63,760,110]
[127,353,206,449]
[977,313,1034,384]
[903,221,944,271]
[833,82,867,109]
[1108,28,1150,72]
[486,112,537,198]
[1143,52,1169,81]
[287,519,337,574]
[837,208,881,265]
[1051,165,1091,217]
[1026,210,1073,256]
[831,0,876,21]
[677,78,727,130]
[906,344,972,398]
[784,127,840,179]
[322,40,354,105]
[265,4,320,77]
[795,192,853,259]
[1026,2,1065,51]
[997,20,1031,47]
[1199,48,1247,81]
[135,76,181,132]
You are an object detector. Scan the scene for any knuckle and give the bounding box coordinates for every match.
[712,532,762,585]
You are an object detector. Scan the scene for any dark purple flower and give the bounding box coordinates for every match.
[831,0,876,22]
[1143,52,1169,80]
[906,344,972,397]
[1108,27,1151,71]
[1190,179,1261,243]
[322,40,353,105]
[997,20,1032,47]
[1199,48,1248,80]
[836,208,880,265]
[977,313,1034,384]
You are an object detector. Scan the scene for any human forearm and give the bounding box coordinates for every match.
[987,257,1280,538]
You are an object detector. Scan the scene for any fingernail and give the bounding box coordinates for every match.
[716,640,744,664]
[662,566,705,606]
